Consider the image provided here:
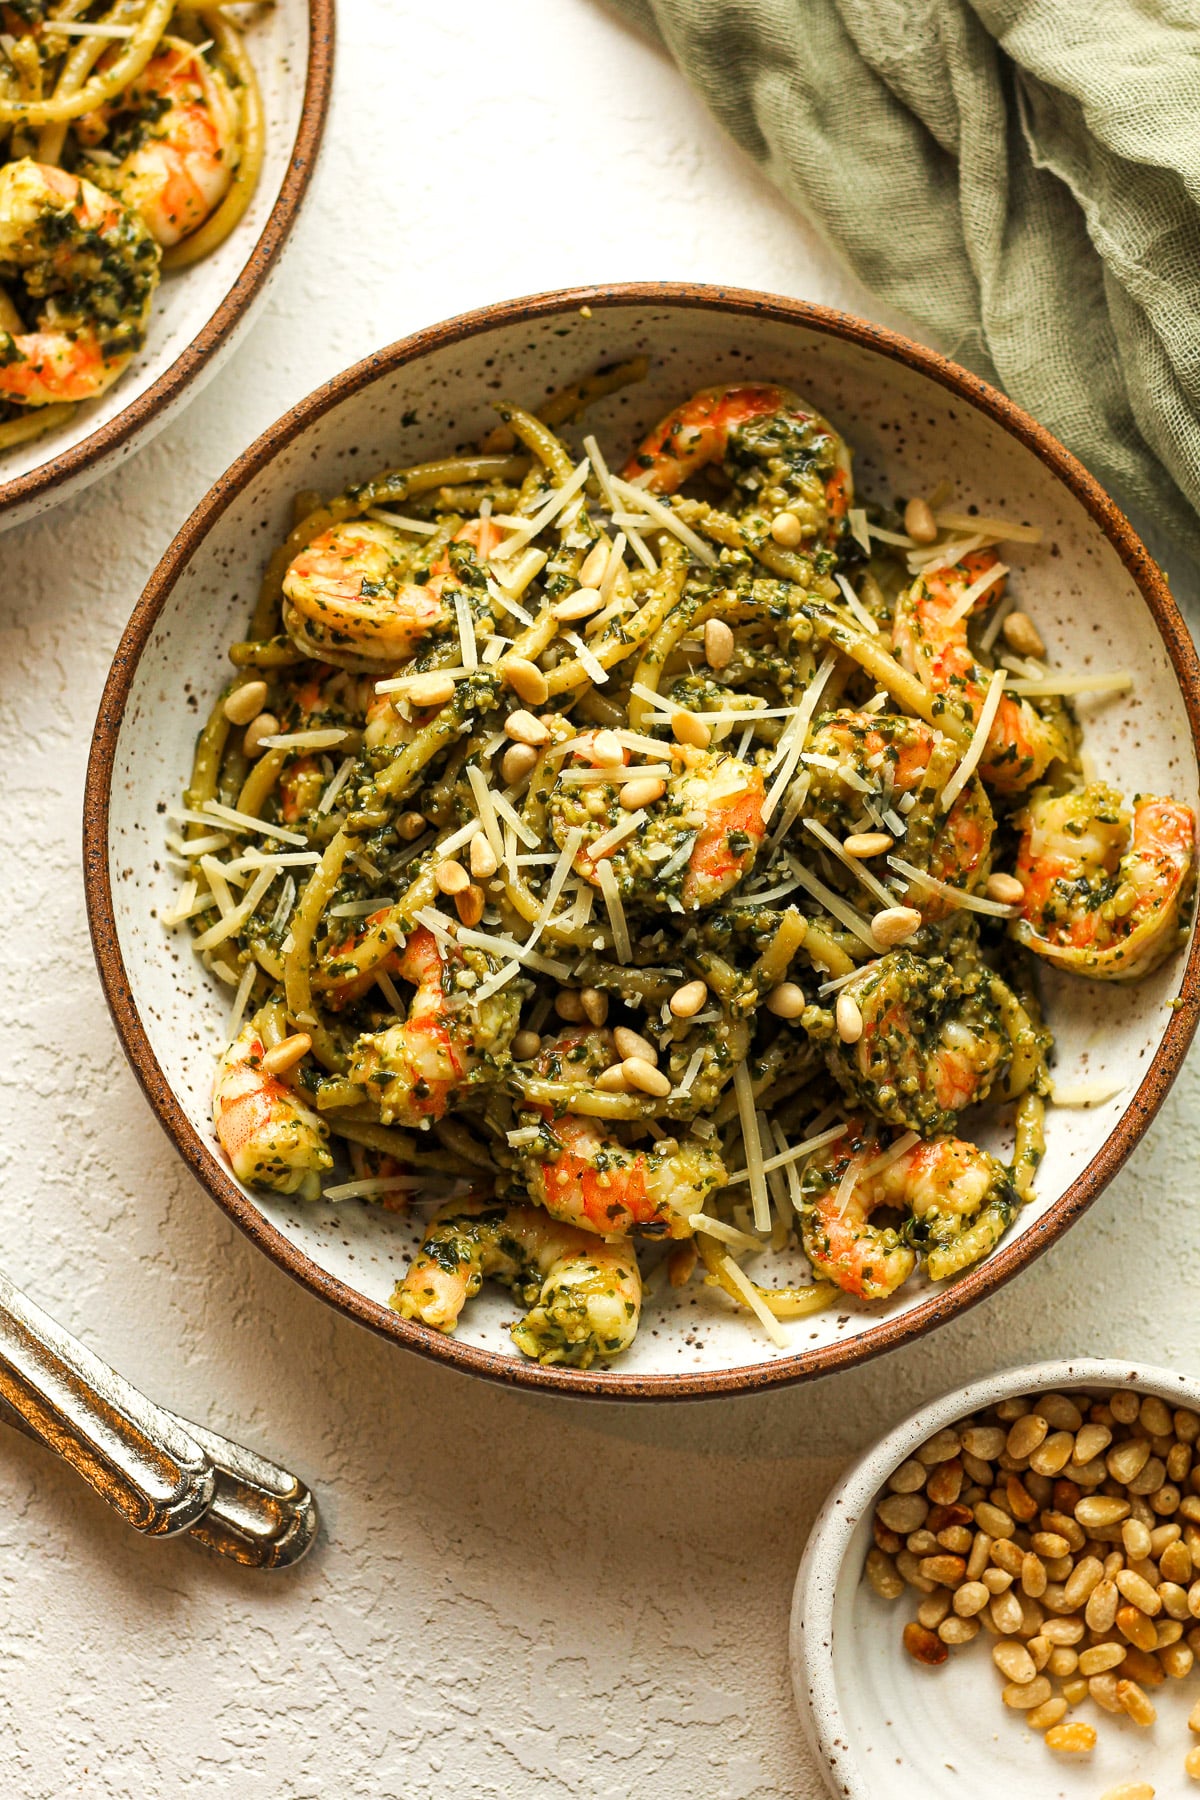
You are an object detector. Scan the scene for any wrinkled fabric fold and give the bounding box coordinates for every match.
[605,0,1200,556]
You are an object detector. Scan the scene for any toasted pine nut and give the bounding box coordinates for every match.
[595,1065,629,1093]
[579,542,610,587]
[1041,1617,1084,1645]
[1035,1393,1084,1431]
[1060,1679,1090,1707]
[1002,1675,1051,1710]
[902,1621,947,1665]
[470,834,499,879]
[836,992,863,1044]
[512,1030,541,1060]
[1162,1540,1194,1584]
[991,1539,1024,1576]
[1118,1604,1159,1653]
[1115,1679,1157,1727]
[770,510,804,547]
[895,1549,935,1593]
[1026,1696,1067,1730]
[1123,1518,1153,1560]
[502,657,550,706]
[1079,1643,1126,1676]
[1162,1640,1194,1678]
[992,1640,1036,1683]
[1074,1421,1112,1463]
[878,1493,929,1534]
[397,810,427,840]
[843,830,893,859]
[505,709,551,747]
[991,1590,1023,1634]
[586,729,623,767]
[621,1056,671,1097]
[1006,1413,1048,1460]
[1089,1671,1124,1713]
[1063,1557,1104,1609]
[953,1580,989,1617]
[223,679,269,726]
[1140,1394,1174,1436]
[1110,1389,1141,1423]
[918,1554,965,1587]
[1187,1747,1200,1781]
[937,1614,979,1645]
[671,711,711,749]
[552,586,604,622]
[579,987,608,1027]
[956,1427,1001,1463]
[984,872,1025,906]
[1076,1495,1131,1530]
[1099,1787,1155,1800]
[766,982,805,1020]
[613,1026,656,1064]
[871,905,922,947]
[555,990,585,1022]
[261,1033,311,1076]
[662,981,708,1025]
[244,711,280,757]
[1021,1552,1047,1597]
[966,1532,992,1581]
[1109,1438,1151,1484]
[1048,1647,1078,1677]
[405,672,457,707]
[667,1241,697,1287]
[704,618,734,670]
[1001,610,1045,658]
[620,776,666,810]
[866,1549,904,1600]
[982,1568,1013,1594]
[917,1591,951,1629]
[1044,1720,1096,1752]
[904,496,938,544]
[887,1460,927,1494]
[455,883,484,927]
[974,1500,1015,1540]
[1117,1568,1163,1617]
[435,859,470,896]
[501,742,539,784]
[1190,1697,1200,1731]
[1086,1578,1119,1633]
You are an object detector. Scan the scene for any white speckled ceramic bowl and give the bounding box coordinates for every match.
[84,285,1200,1397]
[791,1357,1200,1798]
[0,0,333,534]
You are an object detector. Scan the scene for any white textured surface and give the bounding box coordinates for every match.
[2,2,1199,1795]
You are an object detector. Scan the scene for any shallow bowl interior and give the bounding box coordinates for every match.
[86,284,1200,1397]
[0,0,332,531]
[790,1357,1200,1798]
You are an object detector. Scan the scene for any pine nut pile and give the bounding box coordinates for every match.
[866,1387,1200,1785]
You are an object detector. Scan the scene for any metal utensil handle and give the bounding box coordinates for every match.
[166,1414,319,1568]
[0,1270,214,1535]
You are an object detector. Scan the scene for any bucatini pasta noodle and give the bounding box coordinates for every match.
[165,364,1196,1366]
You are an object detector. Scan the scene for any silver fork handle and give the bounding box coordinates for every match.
[0,1270,213,1535]
[0,1273,319,1565]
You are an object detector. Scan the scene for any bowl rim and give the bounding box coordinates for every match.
[0,0,336,525]
[82,279,1200,1402]
[789,1355,1200,1796]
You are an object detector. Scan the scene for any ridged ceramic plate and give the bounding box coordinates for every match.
[0,0,334,533]
[84,284,1200,1398]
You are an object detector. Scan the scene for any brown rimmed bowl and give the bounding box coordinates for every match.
[83,282,1200,1400]
[0,0,335,534]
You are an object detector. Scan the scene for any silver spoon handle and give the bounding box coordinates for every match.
[164,1413,319,1568]
[0,1270,214,1536]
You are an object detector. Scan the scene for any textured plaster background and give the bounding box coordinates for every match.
[2,2,1198,1795]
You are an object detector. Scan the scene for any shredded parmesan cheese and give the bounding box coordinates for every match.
[596,860,631,962]
[802,818,895,909]
[318,757,355,815]
[227,961,258,1037]
[366,507,439,535]
[583,436,657,571]
[192,866,277,951]
[715,1255,788,1348]
[609,475,718,567]
[848,508,871,555]
[935,509,1042,545]
[196,802,308,847]
[689,1213,763,1253]
[834,1151,868,1219]
[322,1174,419,1201]
[723,1122,847,1185]
[588,810,646,859]
[938,667,1006,813]
[886,854,1020,917]
[834,572,880,635]
[466,765,504,860]
[490,790,540,847]
[454,592,479,671]
[785,856,881,949]
[489,458,591,564]
[763,653,837,822]
[1049,1077,1127,1107]
[733,1062,771,1232]
[859,1131,920,1180]
[1004,671,1133,698]
[942,561,1009,627]
[257,727,348,751]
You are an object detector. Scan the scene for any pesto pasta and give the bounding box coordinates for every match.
[167,367,1197,1368]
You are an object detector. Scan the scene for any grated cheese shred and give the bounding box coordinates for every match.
[938,667,1006,813]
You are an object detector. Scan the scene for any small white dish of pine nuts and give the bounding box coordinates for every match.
[791,1358,1200,1799]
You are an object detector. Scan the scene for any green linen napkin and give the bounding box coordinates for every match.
[606,0,1200,560]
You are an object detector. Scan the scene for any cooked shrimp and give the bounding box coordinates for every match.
[805,709,993,912]
[825,950,1009,1136]
[622,382,852,546]
[519,1110,726,1239]
[893,551,1071,792]
[0,158,159,404]
[77,39,238,247]
[1014,783,1196,980]
[281,519,449,671]
[548,739,766,914]
[347,927,520,1125]
[212,1023,331,1197]
[394,1197,642,1367]
[801,1120,1017,1299]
